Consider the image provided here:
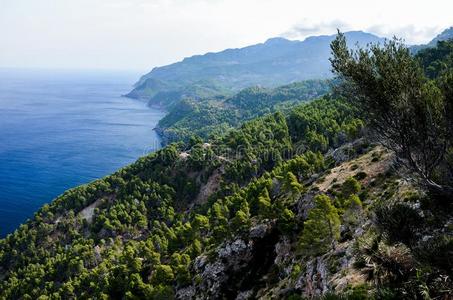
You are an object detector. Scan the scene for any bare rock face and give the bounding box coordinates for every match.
[297,191,316,220]
[175,286,196,299]
[291,237,365,298]
[235,290,254,300]
[328,138,370,165]
[295,257,329,298]
[177,221,279,299]
[249,223,269,239]
[217,239,252,272]
[274,237,292,267]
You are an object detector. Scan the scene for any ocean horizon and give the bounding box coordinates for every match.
[0,68,165,237]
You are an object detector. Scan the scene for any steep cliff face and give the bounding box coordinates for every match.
[178,221,279,299]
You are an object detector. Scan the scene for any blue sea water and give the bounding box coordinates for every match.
[0,69,166,237]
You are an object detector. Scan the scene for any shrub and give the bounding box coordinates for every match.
[375,203,423,245]
[350,164,359,171]
[341,177,361,198]
[151,265,174,285]
[355,234,415,287]
[414,234,453,272]
[354,171,367,180]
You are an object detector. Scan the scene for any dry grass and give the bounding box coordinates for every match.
[316,146,394,192]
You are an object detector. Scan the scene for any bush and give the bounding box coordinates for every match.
[151,265,174,285]
[354,172,367,180]
[342,177,361,198]
[414,234,453,272]
[375,203,423,245]
[355,234,415,287]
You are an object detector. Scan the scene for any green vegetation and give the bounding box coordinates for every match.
[157,80,331,144]
[416,39,453,78]
[127,31,384,107]
[331,33,453,199]
[1,33,453,299]
[0,95,362,299]
[298,194,340,256]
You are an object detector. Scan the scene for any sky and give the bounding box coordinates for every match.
[0,0,452,71]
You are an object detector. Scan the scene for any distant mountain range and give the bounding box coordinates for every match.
[127,28,453,107]
[410,27,453,53]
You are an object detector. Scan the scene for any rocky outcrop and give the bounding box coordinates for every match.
[327,138,371,165]
[177,221,279,299]
[175,144,443,299]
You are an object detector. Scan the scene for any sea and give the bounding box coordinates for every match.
[0,68,165,237]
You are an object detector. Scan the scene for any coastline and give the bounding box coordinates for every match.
[0,72,166,237]
[121,93,170,143]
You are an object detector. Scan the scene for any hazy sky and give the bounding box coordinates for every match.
[0,0,452,71]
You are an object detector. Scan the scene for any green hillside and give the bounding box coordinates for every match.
[1,36,452,299]
[156,80,331,144]
[126,31,384,108]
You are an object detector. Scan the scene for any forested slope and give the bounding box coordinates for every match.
[156,80,331,144]
[0,36,452,300]
[0,97,367,298]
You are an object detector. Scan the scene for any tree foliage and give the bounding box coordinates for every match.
[298,194,341,256]
[330,32,453,198]
[0,77,386,298]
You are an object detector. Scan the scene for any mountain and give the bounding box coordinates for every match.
[1,33,453,299]
[156,79,331,144]
[429,27,453,45]
[0,97,371,299]
[1,97,451,299]
[410,26,453,53]
[126,31,385,107]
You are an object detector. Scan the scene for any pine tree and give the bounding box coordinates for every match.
[282,171,304,197]
[231,200,251,232]
[257,188,272,218]
[299,194,341,256]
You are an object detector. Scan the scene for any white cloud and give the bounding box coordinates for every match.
[366,24,442,44]
[282,20,351,39]
[0,0,452,70]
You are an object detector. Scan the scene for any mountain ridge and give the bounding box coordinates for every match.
[128,27,453,108]
[1,32,453,299]
[126,31,385,107]
[410,26,453,53]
